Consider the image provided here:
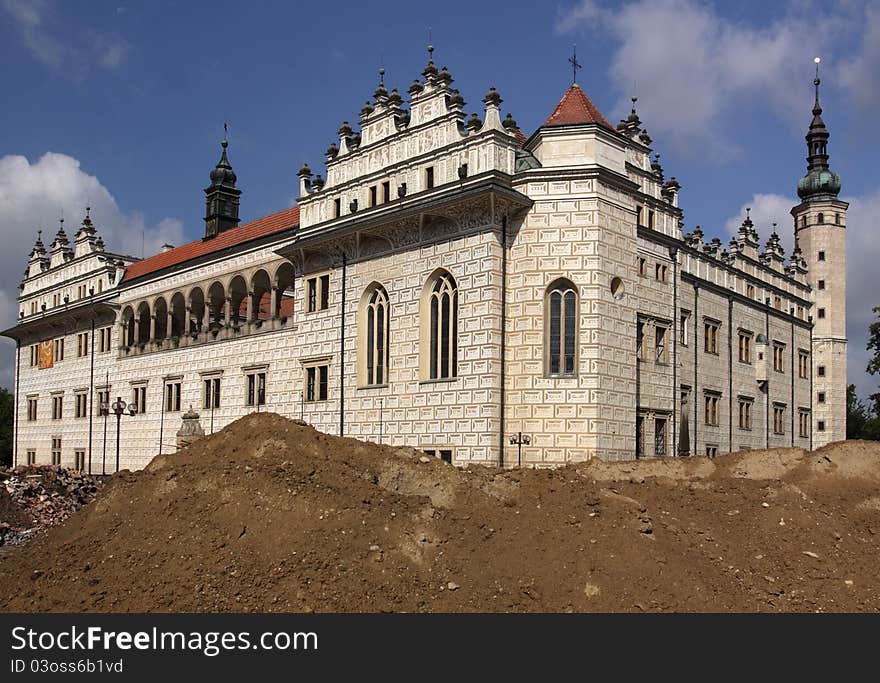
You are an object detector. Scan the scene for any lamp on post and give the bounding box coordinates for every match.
[111,396,138,473]
[509,432,531,468]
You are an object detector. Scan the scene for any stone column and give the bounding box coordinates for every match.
[167,310,174,337]
[202,306,210,331]
[270,287,279,319]
[246,291,254,322]
[149,314,156,341]
[132,318,140,344]
[224,297,231,326]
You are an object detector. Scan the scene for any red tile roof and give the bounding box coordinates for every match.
[122,206,300,282]
[543,84,613,130]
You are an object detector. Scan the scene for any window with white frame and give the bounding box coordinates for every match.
[361,285,389,386]
[546,278,577,376]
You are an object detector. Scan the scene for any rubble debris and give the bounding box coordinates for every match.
[0,466,103,546]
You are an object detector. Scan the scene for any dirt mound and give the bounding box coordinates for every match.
[1,413,879,613]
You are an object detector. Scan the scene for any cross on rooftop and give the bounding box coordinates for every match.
[569,45,582,85]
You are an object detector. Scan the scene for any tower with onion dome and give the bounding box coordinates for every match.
[790,57,848,446]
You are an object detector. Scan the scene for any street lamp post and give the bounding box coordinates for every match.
[509,432,531,468]
[111,396,138,473]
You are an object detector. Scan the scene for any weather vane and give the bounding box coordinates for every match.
[569,45,582,85]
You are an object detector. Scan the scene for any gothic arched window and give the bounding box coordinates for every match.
[545,278,578,376]
[360,284,389,386]
[422,270,458,380]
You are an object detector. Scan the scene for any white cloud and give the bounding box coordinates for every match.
[723,188,880,400]
[1,0,129,74]
[839,2,880,112]
[0,152,184,389]
[556,0,855,161]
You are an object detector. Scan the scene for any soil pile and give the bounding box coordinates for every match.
[1,413,879,612]
[1,466,103,546]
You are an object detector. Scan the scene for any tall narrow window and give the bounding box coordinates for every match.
[545,279,577,376]
[426,167,435,189]
[423,271,458,380]
[362,285,390,386]
[382,181,390,203]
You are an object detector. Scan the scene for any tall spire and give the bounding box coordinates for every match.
[204,129,241,238]
[797,57,841,200]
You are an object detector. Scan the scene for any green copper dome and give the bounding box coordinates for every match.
[797,168,841,199]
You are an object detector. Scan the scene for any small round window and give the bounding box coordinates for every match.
[610,277,624,299]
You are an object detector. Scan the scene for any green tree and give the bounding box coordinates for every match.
[868,306,880,376]
[0,387,12,467]
[847,384,871,439]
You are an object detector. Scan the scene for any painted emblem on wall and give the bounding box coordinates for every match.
[38,340,53,369]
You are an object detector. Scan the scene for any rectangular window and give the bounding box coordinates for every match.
[99,327,112,352]
[246,372,267,407]
[817,365,826,377]
[655,263,668,282]
[636,206,643,227]
[655,324,668,364]
[773,404,786,435]
[27,397,38,421]
[706,445,719,457]
[817,391,825,404]
[773,343,785,373]
[638,257,647,277]
[738,331,752,363]
[369,185,377,207]
[818,308,825,319]
[746,283,755,299]
[648,210,655,229]
[680,312,689,346]
[76,332,89,357]
[306,275,330,312]
[818,251,825,261]
[774,296,781,310]
[52,395,63,420]
[305,365,328,402]
[738,398,753,430]
[51,437,61,466]
[799,351,810,379]
[636,322,645,361]
[817,420,825,432]
[320,274,329,310]
[704,393,720,426]
[74,450,86,471]
[423,448,453,463]
[96,389,110,416]
[132,385,147,414]
[26,450,36,465]
[74,392,88,418]
[30,344,38,366]
[704,320,719,355]
[654,417,667,457]
[382,181,390,203]
[818,280,825,290]
[799,411,810,438]
[165,382,182,412]
[53,338,64,362]
[334,198,341,218]
[425,166,435,189]
[203,377,221,409]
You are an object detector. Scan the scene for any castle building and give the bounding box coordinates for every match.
[2,53,847,470]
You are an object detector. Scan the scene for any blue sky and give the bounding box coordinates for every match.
[1,0,878,399]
